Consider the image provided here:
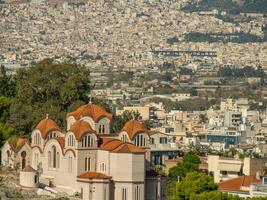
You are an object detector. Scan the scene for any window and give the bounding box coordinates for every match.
[150,138,155,144]
[135,186,141,200]
[102,125,105,134]
[48,146,60,168]
[81,134,94,148]
[159,137,167,144]
[98,124,105,134]
[135,135,146,147]
[85,157,91,171]
[221,171,227,175]
[68,135,75,147]
[68,156,73,172]
[48,151,51,168]
[34,175,38,184]
[34,133,41,145]
[81,188,83,199]
[34,153,39,168]
[48,132,57,139]
[56,152,60,168]
[122,134,128,142]
[122,188,127,200]
[104,187,107,200]
[100,162,106,172]
[52,145,57,168]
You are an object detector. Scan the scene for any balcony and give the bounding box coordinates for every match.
[150,142,179,151]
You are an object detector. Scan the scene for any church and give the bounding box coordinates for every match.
[1,103,166,200]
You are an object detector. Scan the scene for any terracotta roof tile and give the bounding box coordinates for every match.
[55,137,65,152]
[77,171,112,180]
[35,118,61,139]
[121,120,147,139]
[67,104,112,122]
[218,175,261,192]
[69,120,96,141]
[8,138,29,152]
[100,138,146,154]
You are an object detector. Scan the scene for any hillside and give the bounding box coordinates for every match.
[182,0,267,14]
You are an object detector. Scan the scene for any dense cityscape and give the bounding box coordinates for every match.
[1,0,267,200]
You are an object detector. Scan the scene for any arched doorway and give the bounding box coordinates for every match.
[21,151,26,169]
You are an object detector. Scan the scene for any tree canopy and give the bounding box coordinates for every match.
[176,172,217,200]
[168,152,200,181]
[0,66,16,146]
[8,59,92,134]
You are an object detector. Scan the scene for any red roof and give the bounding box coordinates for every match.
[121,120,147,139]
[55,137,65,152]
[100,138,146,154]
[69,120,96,141]
[77,171,111,180]
[8,138,29,152]
[67,104,112,122]
[218,175,261,192]
[35,118,61,139]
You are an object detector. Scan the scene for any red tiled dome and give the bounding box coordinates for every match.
[67,104,112,122]
[35,118,61,139]
[69,120,96,141]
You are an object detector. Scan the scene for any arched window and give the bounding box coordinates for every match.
[122,187,127,200]
[100,162,106,172]
[102,125,105,134]
[135,135,140,146]
[84,136,87,147]
[48,151,51,168]
[68,135,75,147]
[85,157,91,171]
[135,185,141,200]
[122,134,128,142]
[99,125,102,134]
[34,134,36,144]
[81,134,94,148]
[52,145,56,168]
[56,152,60,168]
[68,156,73,173]
[34,153,39,168]
[34,133,41,145]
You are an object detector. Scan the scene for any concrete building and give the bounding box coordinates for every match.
[208,155,267,183]
[116,106,152,121]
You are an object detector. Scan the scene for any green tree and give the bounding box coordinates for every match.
[0,96,11,123]
[177,172,217,200]
[8,59,91,134]
[113,110,140,132]
[168,152,201,199]
[0,123,14,146]
[190,190,243,200]
[169,152,200,181]
[0,65,16,97]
